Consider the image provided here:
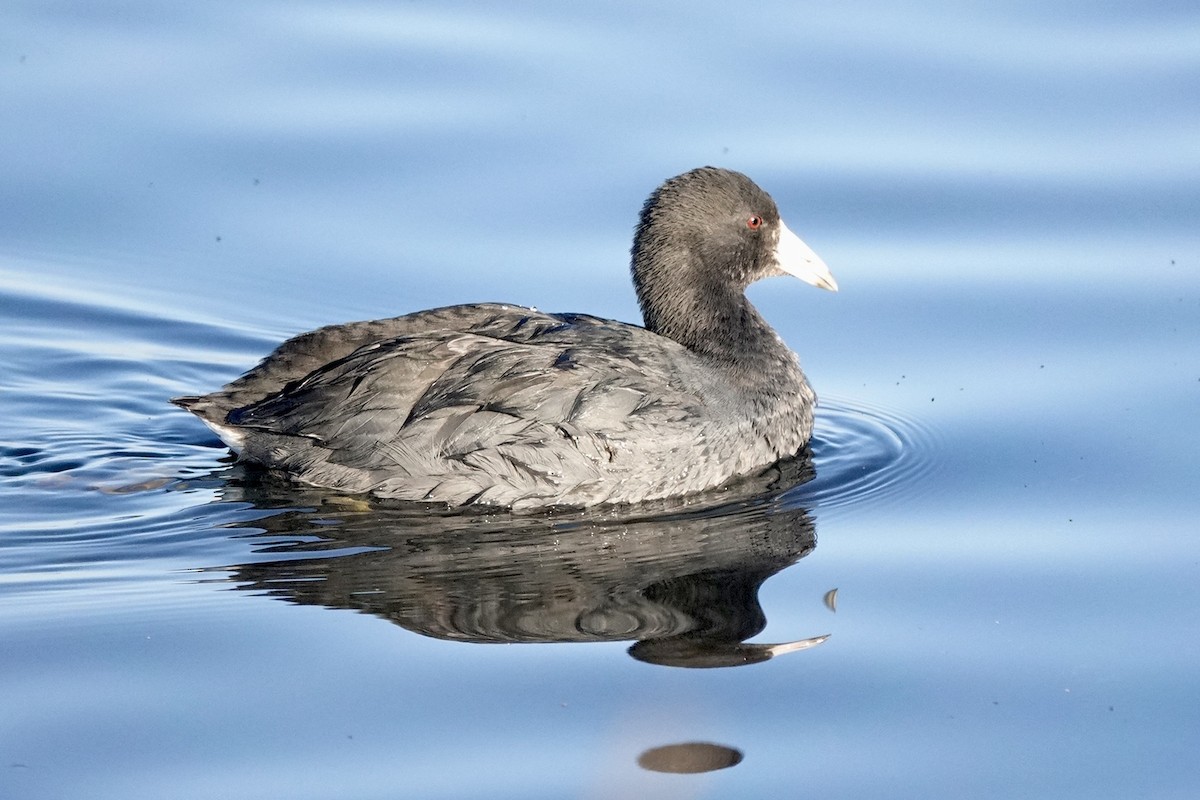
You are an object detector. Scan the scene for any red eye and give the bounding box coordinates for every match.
[746,215,763,230]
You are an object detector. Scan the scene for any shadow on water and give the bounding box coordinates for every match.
[195,453,830,671]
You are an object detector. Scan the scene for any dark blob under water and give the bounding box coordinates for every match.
[173,167,838,510]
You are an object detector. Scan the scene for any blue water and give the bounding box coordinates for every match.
[3,2,1199,798]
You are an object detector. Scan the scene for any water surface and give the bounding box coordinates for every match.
[2,2,1199,798]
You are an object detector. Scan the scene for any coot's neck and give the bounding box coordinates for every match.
[636,266,799,381]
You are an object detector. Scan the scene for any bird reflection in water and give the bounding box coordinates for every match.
[207,452,829,670]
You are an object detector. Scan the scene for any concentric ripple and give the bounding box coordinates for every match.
[783,395,942,511]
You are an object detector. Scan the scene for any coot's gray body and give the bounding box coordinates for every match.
[174,167,837,510]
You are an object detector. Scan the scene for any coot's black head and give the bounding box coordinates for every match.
[631,167,836,348]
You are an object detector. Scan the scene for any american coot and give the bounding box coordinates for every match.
[174,167,837,510]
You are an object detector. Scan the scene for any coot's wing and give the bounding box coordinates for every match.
[173,303,537,423]
[226,322,710,507]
